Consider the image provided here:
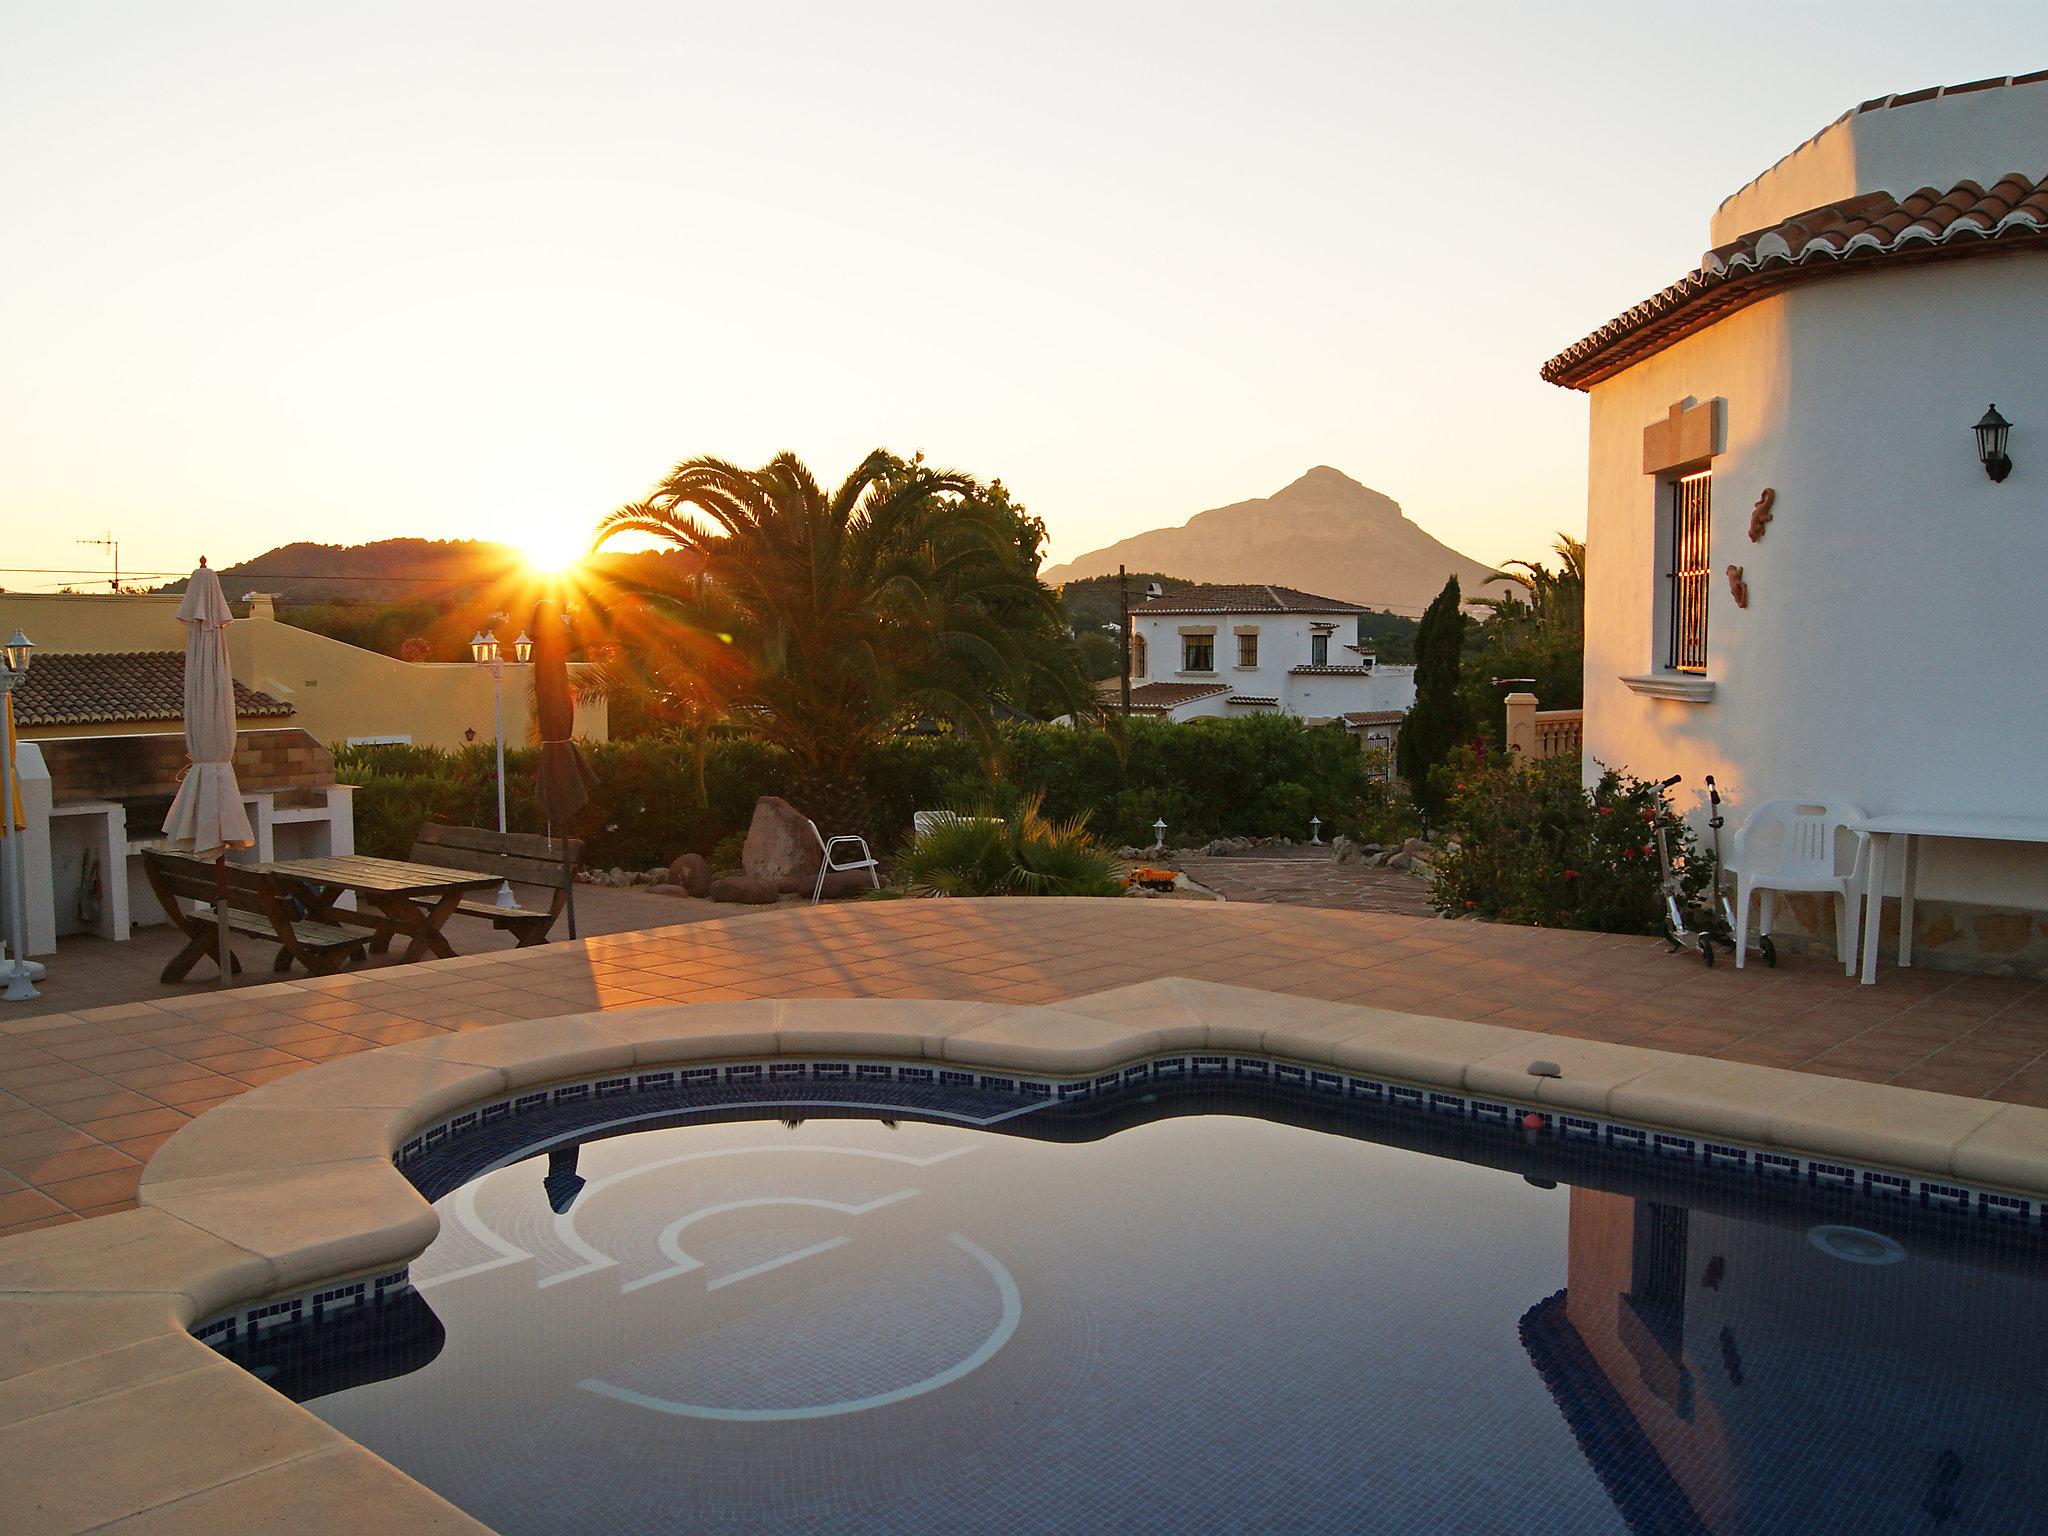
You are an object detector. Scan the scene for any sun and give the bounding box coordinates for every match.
[516,522,590,575]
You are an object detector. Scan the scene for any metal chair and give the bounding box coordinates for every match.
[1730,799,1870,974]
[807,818,881,903]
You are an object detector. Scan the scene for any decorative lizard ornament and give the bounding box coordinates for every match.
[1748,487,1775,542]
[1726,565,1749,608]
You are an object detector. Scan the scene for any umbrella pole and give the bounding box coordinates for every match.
[555,822,578,940]
[213,854,235,989]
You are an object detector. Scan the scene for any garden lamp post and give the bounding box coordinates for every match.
[1152,818,1166,852]
[1,629,38,1001]
[470,626,533,910]
[1310,816,1323,846]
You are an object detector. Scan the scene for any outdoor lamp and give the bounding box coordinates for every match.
[469,630,498,664]
[2,629,31,675]
[511,631,534,665]
[1974,405,2013,483]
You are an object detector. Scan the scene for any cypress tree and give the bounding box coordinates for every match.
[1397,576,1470,818]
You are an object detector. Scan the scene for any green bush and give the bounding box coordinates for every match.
[334,713,1414,866]
[897,799,1123,898]
[1427,745,1706,934]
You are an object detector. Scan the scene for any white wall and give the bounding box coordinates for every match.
[1580,259,2048,908]
[1133,611,1405,722]
[1711,78,2048,245]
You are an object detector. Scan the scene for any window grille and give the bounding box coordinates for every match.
[1237,633,1258,667]
[1183,636,1213,672]
[1666,472,1711,673]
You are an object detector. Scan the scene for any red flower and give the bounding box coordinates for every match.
[1562,868,1579,879]
[1463,900,1477,909]
[1598,806,1613,815]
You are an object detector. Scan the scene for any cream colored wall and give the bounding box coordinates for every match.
[0,592,608,751]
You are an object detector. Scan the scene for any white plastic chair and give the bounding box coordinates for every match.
[806,817,881,903]
[1729,800,1870,974]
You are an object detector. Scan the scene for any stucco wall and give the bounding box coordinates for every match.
[1710,78,2048,245]
[0,593,607,750]
[1580,258,2048,942]
[1132,612,1408,722]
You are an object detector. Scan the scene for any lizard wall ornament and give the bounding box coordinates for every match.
[1727,565,1749,608]
[1749,487,1775,542]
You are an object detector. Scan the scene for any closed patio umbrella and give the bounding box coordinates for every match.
[161,559,255,986]
[531,600,595,938]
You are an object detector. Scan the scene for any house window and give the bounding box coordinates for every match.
[1237,633,1258,668]
[1183,635,1214,672]
[1310,632,1329,667]
[1666,471,1711,673]
[1131,632,1146,679]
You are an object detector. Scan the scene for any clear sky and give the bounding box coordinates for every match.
[3,1,2042,594]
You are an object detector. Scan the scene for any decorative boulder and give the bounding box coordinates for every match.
[776,870,876,899]
[666,852,712,897]
[644,883,694,899]
[708,875,780,905]
[741,796,824,889]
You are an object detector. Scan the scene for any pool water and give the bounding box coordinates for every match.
[245,1099,2047,1534]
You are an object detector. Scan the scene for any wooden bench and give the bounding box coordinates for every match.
[392,824,583,949]
[142,849,369,981]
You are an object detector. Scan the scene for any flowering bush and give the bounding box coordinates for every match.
[1427,744,1708,934]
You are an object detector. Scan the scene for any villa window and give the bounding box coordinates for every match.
[1666,471,1711,673]
[1237,632,1258,668]
[1310,632,1329,667]
[1131,632,1146,679]
[1183,635,1214,672]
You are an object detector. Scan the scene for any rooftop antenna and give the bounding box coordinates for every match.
[77,533,119,592]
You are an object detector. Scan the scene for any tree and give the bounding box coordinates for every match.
[1397,576,1470,818]
[591,449,1087,826]
[1461,533,1586,740]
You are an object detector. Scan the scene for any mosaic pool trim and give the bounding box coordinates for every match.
[189,1046,2044,1352]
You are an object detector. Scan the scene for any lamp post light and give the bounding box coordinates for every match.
[470,626,533,910]
[1309,816,1323,846]
[1974,405,2013,483]
[1,630,39,1001]
[1152,818,1167,852]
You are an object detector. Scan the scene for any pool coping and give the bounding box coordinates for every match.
[4,976,2046,1534]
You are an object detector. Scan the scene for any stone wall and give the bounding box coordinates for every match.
[37,728,336,806]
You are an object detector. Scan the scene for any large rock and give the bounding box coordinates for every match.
[644,883,694,899]
[741,796,824,888]
[775,869,877,900]
[708,875,780,906]
[666,852,712,897]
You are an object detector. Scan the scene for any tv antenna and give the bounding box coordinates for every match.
[78,533,120,592]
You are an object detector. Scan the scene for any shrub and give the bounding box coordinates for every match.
[1427,745,1705,934]
[898,798,1123,897]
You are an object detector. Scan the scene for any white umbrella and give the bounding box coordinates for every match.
[161,559,255,986]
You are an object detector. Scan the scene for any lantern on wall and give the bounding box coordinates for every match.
[1973,405,2013,483]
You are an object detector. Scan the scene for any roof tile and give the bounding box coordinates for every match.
[1129,583,1368,616]
[13,652,295,729]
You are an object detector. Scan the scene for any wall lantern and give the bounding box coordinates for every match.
[1974,405,2013,483]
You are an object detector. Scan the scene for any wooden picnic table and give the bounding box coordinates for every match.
[263,853,502,964]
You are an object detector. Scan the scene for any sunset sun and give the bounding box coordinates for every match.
[515,521,590,574]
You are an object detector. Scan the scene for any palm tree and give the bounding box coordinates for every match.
[592,450,1084,825]
[1479,533,1585,646]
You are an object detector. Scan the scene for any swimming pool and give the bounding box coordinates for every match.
[226,1079,2047,1535]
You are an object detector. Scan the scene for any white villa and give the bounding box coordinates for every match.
[1546,73,2048,975]
[1106,584,1417,744]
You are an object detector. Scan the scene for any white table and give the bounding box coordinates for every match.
[1857,812,2048,984]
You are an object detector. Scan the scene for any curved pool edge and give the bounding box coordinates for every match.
[4,976,2047,1534]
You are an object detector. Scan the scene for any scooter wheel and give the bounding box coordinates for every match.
[1699,932,1716,967]
[1759,935,1777,968]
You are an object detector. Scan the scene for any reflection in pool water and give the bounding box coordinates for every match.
[242,1099,2047,1534]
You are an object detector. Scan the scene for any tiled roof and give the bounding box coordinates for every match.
[1289,664,1376,675]
[1096,680,1232,714]
[1544,169,2048,389]
[1225,695,1279,707]
[12,651,295,729]
[1131,584,1368,616]
[1341,709,1405,727]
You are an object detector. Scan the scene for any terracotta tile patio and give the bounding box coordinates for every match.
[2,895,2044,1240]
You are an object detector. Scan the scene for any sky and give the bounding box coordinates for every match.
[3,1,2043,599]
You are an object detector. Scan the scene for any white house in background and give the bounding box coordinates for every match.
[1103,584,1417,736]
[1545,72,2048,975]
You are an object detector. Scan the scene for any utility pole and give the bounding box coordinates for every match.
[1118,563,1131,716]
[78,533,119,592]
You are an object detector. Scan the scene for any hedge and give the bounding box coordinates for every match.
[335,714,1410,869]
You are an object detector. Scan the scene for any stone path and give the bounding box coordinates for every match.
[3,897,2046,1240]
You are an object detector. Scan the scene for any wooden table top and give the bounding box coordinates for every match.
[263,853,501,896]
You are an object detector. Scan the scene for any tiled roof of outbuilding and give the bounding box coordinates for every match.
[1544,169,2048,389]
[1094,680,1232,714]
[1130,584,1368,616]
[13,651,295,728]
[1341,710,1405,727]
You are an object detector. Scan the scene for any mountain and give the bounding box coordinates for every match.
[1041,467,1510,614]
[157,538,698,605]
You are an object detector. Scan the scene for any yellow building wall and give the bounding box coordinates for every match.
[0,592,607,751]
